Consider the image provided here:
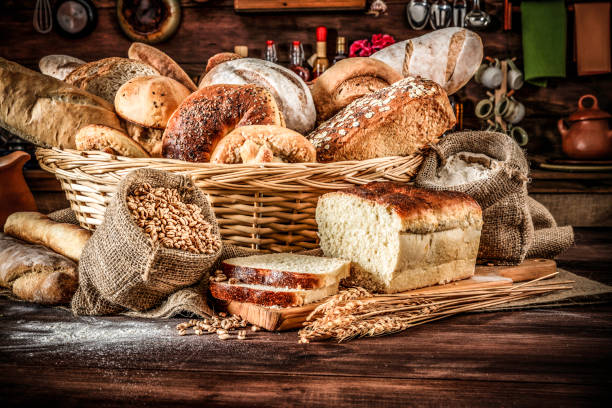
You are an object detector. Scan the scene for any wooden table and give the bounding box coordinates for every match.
[1,228,611,407]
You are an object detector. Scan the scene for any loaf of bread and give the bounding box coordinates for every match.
[0,58,122,149]
[205,52,242,73]
[39,54,85,80]
[162,84,284,162]
[199,58,316,134]
[75,124,150,158]
[370,28,483,95]
[311,57,402,122]
[115,75,191,156]
[316,182,483,293]
[128,42,197,92]
[65,57,159,104]
[0,233,77,305]
[209,125,316,164]
[4,212,92,262]
[307,76,455,162]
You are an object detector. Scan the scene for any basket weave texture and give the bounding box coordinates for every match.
[37,148,423,252]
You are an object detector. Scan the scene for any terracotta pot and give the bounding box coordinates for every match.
[0,151,37,228]
[558,95,612,160]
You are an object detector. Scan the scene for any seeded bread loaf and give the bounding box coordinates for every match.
[316,182,483,294]
[307,76,455,162]
[210,281,339,307]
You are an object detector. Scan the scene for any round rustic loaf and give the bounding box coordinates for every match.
[311,57,402,122]
[198,58,316,134]
[205,52,242,73]
[162,84,284,162]
[209,125,316,164]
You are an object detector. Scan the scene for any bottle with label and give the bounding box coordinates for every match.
[333,36,348,65]
[312,26,329,79]
[288,41,310,82]
[264,40,278,63]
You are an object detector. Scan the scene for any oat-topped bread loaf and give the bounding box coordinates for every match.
[307,76,455,162]
[316,182,482,294]
[199,58,316,134]
[65,57,159,104]
[162,84,283,162]
[311,57,402,122]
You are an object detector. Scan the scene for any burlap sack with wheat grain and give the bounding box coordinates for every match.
[416,131,573,265]
[72,168,224,316]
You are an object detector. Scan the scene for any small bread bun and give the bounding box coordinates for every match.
[75,125,149,158]
[39,55,85,80]
[311,57,402,122]
[210,125,316,164]
[128,42,197,92]
[115,75,191,129]
[205,52,242,74]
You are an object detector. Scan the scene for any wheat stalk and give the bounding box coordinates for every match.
[298,273,573,343]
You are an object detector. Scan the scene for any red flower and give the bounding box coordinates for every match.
[371,33,395,52]
[349,39,373,57]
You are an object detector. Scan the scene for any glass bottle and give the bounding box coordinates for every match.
[289,41,310,82]
[312,26,329,79]
[333,36,348,65]
[264,40,278,63]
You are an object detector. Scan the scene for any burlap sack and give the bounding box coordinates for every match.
[72,169,222,315]
[416,131,573,265]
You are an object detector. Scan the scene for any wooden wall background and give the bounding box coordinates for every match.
[1,0,611,155]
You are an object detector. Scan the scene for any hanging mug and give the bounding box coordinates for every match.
[506,59,524,90]
[475,97,495,119]
[495,96,525,124]
[476,58,502,89]
[510,126,529,147]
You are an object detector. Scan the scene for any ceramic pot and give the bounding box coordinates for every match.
[0,151,37,227]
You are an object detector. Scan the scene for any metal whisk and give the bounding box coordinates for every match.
[33,0,53,34]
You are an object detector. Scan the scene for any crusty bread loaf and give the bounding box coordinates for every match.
[371,28,483,95]
[210,281,339,307]
[311,57,402,122]
[0,58,121,149]
[75,124,150,158]
[209,125,316,164]
[162,84,284,162]
[124,122,165,158]
[307,76,455,162]
[205,52,242,73]
[221,253,350,289]
[128,42,197,92]
[65,57,159,104]
[199,58,316,134]
[39,54,85,80]
[4,212,92,262]
[0,233,77,305]
[316,182,483,293]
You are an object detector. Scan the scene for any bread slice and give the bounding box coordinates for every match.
[222,253,349,289]
[210,281,339,307]
[65,57,159,104]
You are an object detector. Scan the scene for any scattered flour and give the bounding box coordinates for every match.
[432,152,501,187]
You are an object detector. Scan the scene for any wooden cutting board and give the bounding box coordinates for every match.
[222,259,557,331]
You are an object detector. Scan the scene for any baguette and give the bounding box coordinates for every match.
[4,212,92,262]
[0,58,121,149]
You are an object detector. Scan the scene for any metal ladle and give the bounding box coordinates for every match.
[465,0,491,30]
[406,0,430,30]
[430,0,452,29]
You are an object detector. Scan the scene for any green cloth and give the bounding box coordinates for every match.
[521,0,567,87]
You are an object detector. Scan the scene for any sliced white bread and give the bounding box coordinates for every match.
[209,281,339,308]
[222,253,350,289]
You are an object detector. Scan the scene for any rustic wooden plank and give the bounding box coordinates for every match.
[234,0,366,12]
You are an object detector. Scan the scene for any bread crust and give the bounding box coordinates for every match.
[75,124,150,158]
[124,122,165,157]
[39,54,85,80]
[222,262,331,290]
[332,182,482,233]
[162,84,283,162]
[209,125,316,164]
[210,281,317,307]
[311,57,402,122]
[205,52,242,73]
[128,42,197,92]
[115,75,191,129]
[307,76,456,162]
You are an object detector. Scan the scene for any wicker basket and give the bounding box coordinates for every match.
[37,148,423,252]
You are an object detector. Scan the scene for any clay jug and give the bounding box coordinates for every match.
[557,95,612,160]
[0,151,37,227]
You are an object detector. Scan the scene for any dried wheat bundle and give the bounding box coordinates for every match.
[299,273,573,343]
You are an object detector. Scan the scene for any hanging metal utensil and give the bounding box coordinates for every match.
[406,0,430,30]
[33,0,53,34]
[453,0,467,27]
[465,0,491,30]
[430,0,452,30]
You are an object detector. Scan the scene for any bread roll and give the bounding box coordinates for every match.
[39,54,85,80]
[311,57,402,122]
[205,52,242,73]
[370,28,483,95]
[199,58,316,134]
[65,57,159,104]
[128,42,197,92]
[209,125,316,164]
[307,76,455,162]
[0,58,121,149]
[75,124,150,158]
[162,84,284,162]
[316,182,483,293]
[4,212,92,262]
